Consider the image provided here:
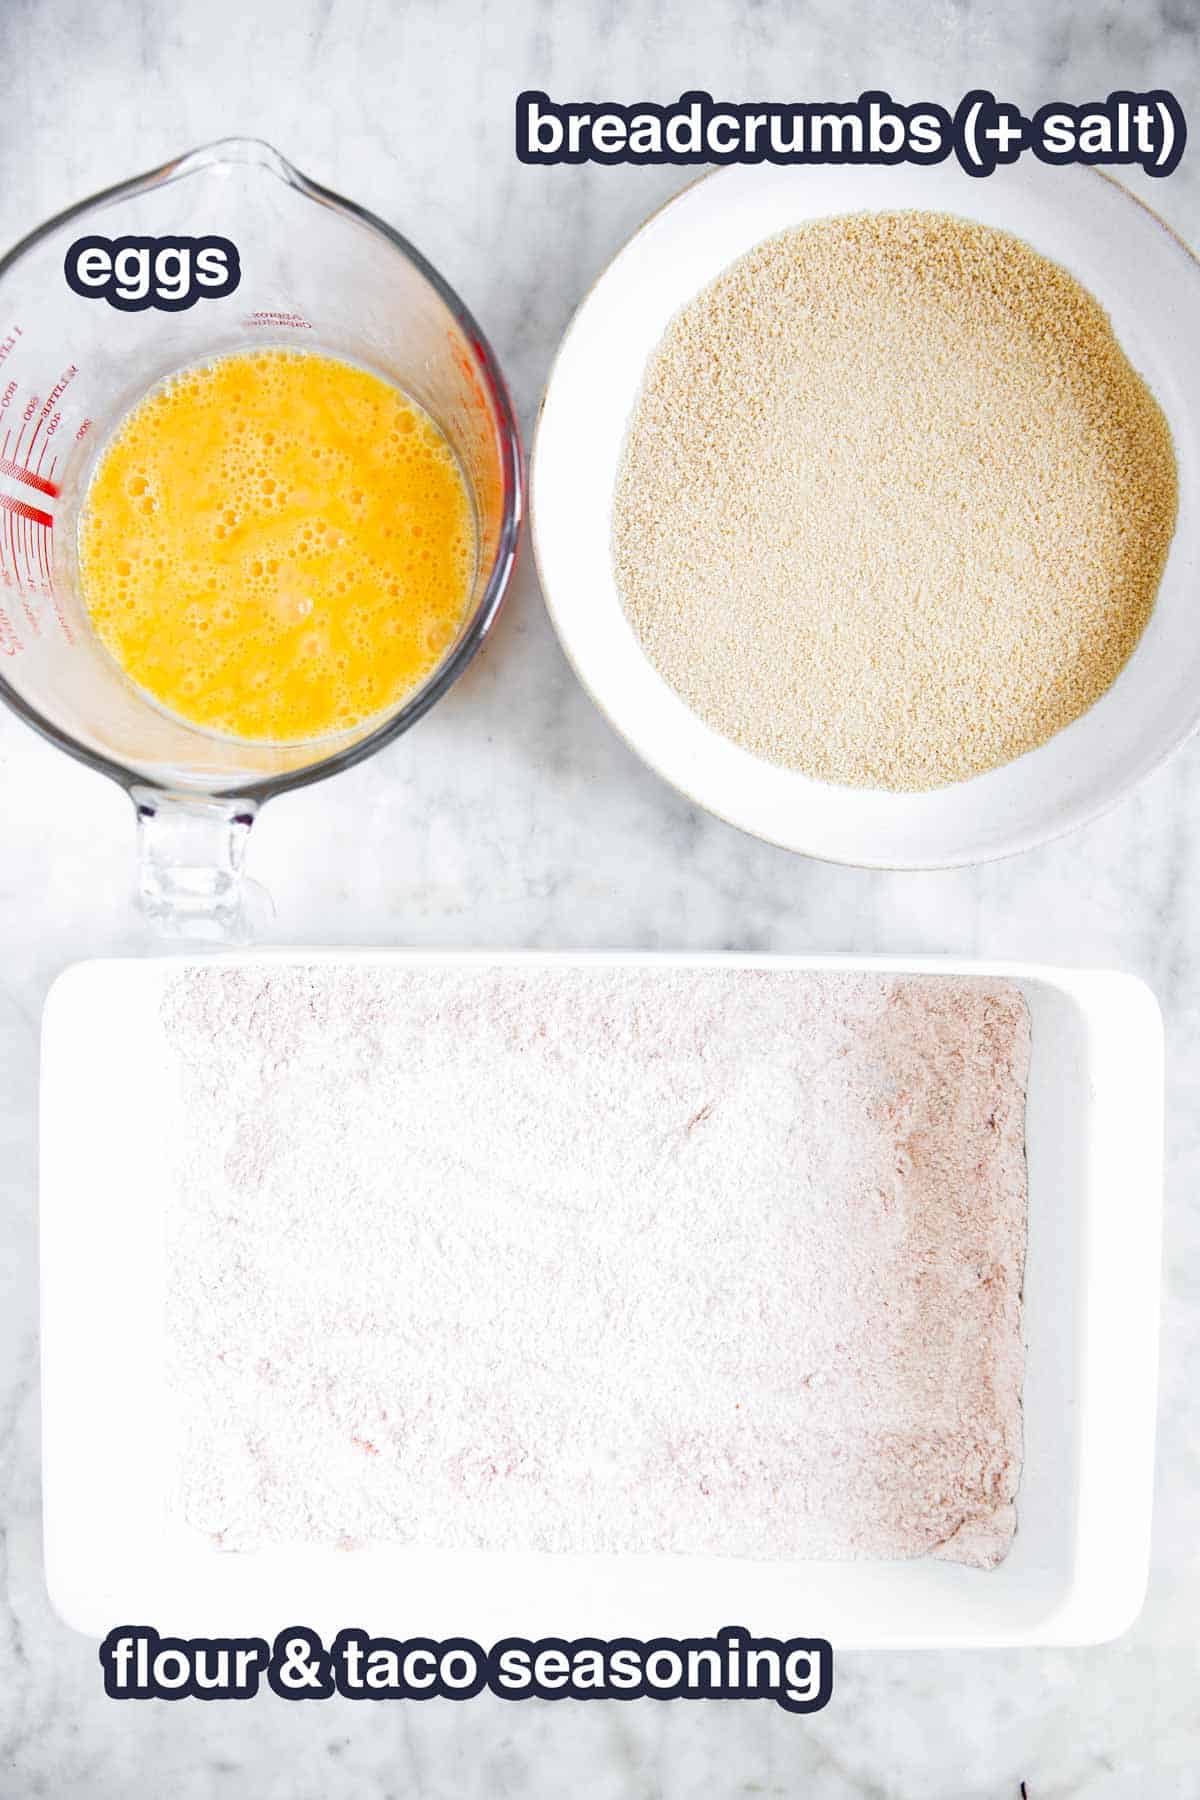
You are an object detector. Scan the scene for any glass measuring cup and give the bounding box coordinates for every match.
[0,139,523,936]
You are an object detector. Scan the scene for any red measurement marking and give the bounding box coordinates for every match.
[0,493,53,530]
[4,506,23,597]
[0,454,59,498]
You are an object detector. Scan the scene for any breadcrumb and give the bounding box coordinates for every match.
[613,211,1178,791]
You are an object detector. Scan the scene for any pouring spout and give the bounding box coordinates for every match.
[162,137,300,185]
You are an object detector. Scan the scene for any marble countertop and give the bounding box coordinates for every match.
[2,1,1198,1794]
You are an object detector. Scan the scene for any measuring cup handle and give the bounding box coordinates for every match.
[130,787,270,943]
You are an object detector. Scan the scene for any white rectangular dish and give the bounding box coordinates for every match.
[40,952,1162,1647]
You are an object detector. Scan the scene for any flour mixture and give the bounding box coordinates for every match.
[163,964,1030,1567]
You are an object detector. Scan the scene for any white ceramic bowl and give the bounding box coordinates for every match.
[532,162,1200,868]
